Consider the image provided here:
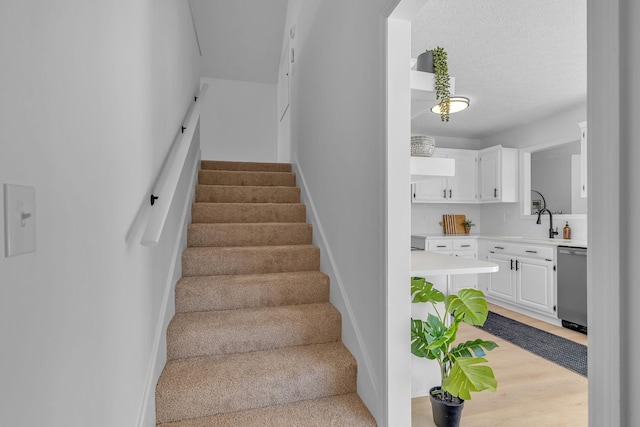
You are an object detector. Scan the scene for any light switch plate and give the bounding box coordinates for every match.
[4,184,36,257]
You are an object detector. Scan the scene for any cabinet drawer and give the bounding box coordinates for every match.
[512,245,554,260]
[428,239,453,251]
[486,241,554,260]
[486,241,513,254]
[453,239,477,251]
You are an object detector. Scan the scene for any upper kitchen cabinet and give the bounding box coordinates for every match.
[579,121,587,198]
[478,145,519,202]
[412,148,477,203]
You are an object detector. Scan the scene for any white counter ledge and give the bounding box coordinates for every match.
[411,250,498,276]
[411,233,587,249]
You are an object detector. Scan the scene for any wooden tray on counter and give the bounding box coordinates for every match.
[440,214,466,235]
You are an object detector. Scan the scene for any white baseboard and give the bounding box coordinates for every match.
[136,148,201,427]
[291,158,379,403]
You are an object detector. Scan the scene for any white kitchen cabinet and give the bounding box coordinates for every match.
[478,146,519,202]
[427,238,478,292]
[517,257,555,314]
[412,149,478,203]
[484,241,556,317]
[486,252,516,301]
[579,121,587,198]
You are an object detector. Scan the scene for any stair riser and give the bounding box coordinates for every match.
[196,185,300,203]
[198,170,295,187]
[156,394,377,427]
[201,160,292,172]
[167,304,341,359]
[191,203,306,224]
[175,273,330,312]
[182,246,320,277]
[155,344,357,423]
[187,224,312,247]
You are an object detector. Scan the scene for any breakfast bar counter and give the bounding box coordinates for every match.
[411,250,498,276]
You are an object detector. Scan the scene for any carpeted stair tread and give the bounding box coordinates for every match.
[198,170,296,187]
[196,184,300,203]
[175,271,330,312]
[182,245,320,277]
[201,160,292,173]
[155,342,358,424]
[156,393,377,427]
[167,302,341,359]
[187,223,312,247]
[156,159,375,425]
[191,202,306,224]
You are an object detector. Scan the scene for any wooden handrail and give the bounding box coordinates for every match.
[141,84,209,246]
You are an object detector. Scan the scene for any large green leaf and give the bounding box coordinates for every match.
[449,339,499,358]
[445,288,489,325]
[411,315,446,359]
[442,357,497,400]
[411,277,444,304]
[411,318,436,359]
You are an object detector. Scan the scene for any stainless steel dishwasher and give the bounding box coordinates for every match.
[557,246,587,334]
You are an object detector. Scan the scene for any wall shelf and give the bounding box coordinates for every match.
[410,156,455,183]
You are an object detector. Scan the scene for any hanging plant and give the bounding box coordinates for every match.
[430,46,451,122]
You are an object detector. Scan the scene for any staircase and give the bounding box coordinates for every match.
[155,160,377,426]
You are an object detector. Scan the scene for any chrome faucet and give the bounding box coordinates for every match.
[536,208,559,238]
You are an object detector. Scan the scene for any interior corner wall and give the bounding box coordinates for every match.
[199,77,278,162]
[0,1,199,426]
[284,0,390,423]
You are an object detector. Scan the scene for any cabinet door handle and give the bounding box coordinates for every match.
[449,189,452,198]
[436,245,447,248]
[515,260,519,271]
[494,246,504,250]
[526,250,538,254]
[494,188,498,198]
[510,259,514,270]
[461,244,471,248]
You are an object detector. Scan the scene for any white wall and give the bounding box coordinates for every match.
[531,155,572,214]
[480,102,587,150]
[200,77,278,162]
[0,1,200,426]
[281,0,391,423]
[616,1,640,424]
[411,203,482,235]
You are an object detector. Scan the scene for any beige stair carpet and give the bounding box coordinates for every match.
[156,160,376,426]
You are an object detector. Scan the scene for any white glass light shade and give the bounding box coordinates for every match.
[431,96,470,114]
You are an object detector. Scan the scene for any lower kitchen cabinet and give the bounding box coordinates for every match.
[486,253,516,301]
[485,241,556,317]
[428,238,478,293]
[517,257,554,314]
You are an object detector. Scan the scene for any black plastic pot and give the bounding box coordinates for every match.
[416,51,434,73]
[429,387,464,427]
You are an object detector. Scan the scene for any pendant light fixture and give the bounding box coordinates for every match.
[431,96,470,115]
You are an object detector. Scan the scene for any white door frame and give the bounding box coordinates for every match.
[382,0,625,425]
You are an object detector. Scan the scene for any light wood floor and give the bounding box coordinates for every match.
[412,303,588,426]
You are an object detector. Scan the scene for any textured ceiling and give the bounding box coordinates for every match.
[411,0,586,139]
[190,0,288,84]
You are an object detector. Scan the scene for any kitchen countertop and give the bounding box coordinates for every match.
[411,250,499,277]
[411,233,587,248]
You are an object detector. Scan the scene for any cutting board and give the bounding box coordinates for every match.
[440,214,466,235]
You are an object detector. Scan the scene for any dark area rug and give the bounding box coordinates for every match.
[476,311,587,377]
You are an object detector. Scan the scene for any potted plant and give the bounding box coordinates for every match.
[462,219,475,235]
[411,277,498,427]
[416,46,451,122]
